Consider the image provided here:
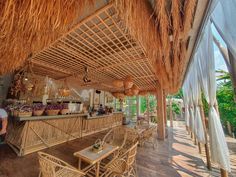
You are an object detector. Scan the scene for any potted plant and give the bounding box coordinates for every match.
[45,104,60,116]
[32,103,46,116]
[60,103,69,115]
[18,105,32,117]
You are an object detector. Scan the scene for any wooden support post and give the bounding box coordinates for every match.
[169,97,173,127]
[220,169,228,177]
[198,142,202,154]
[194,135,197,145]
[136,95,140,117]
[156,87,165,140]
[200,103,212,170]
[163,92,168,138]
[146,95,150,123]
[163,91,167,126]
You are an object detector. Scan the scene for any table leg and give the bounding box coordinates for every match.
[96,162,100,177]
[78,158,81,170]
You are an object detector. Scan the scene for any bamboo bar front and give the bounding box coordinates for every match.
[6,113,123,156]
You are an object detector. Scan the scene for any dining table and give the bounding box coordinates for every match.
[125,122,157,141]
[73,143,119,177]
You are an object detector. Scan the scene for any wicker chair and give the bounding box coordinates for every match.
[121,129,139,154]
[139,126,157,149]
[38,152,85,177]
[103,141,139,177]
[136,119,149,129]
[102,126,127,150]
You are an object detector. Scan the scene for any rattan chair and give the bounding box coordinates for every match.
[139,126,157,149]
[136,119,149,129]
[120,129,139,154]
[103,141,139,177]
[38,152,85,177]
[102,126,127,150]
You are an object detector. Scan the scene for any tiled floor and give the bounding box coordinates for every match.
[0,121,235,177]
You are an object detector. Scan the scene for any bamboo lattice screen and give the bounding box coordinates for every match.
[30,4,157,92]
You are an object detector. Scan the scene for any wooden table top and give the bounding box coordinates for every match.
[73,144,119,164]
[125,123,157,135]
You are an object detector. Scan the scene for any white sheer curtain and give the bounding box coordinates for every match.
[196,22,230,171]
[183,57,205,143]
[190,58,206,144]
[183,72,195,134]
[211,0,236,60]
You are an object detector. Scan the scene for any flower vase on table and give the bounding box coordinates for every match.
[91,139,104,153]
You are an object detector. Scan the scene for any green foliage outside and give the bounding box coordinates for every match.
[200,70,236,133]
[140,95,157,114]
[217,83,236,128]
[172,102,181,115]
[169,90,182,116]
[140,96,147,113]
[216,70,236,129]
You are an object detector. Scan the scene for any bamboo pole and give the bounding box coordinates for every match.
[220,169,228,177]
[198,142,202,154]
[163,91,167,126]
[194,134,197,145]
[146,94,150,123]
[163,91,168,138]
[199,102,212,170]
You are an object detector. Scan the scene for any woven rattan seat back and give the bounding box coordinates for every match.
[125,141,138,171]
[123,129,139,150]
[38,152,85,177]
[102,126,127,148]
[104,141,139,176]
[143,126,155,139]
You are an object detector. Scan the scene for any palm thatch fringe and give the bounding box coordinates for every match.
[0,0,95,74]
[182,0,197,39]
[154,0,172,80]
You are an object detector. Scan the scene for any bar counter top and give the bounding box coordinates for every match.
[86,112,123,119]
[17,112,123,121]
[17,113,87,121]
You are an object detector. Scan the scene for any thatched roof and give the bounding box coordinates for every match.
[0,0,96,74]
[0,0,210,94]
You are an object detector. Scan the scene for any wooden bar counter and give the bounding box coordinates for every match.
[82,112,123,136]
[6,112,123,156]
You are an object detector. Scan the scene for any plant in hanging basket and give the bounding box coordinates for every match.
[124,76,133,89]
[32,103,46,116]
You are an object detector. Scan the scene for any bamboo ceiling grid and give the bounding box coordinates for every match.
[30,4,157,92]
